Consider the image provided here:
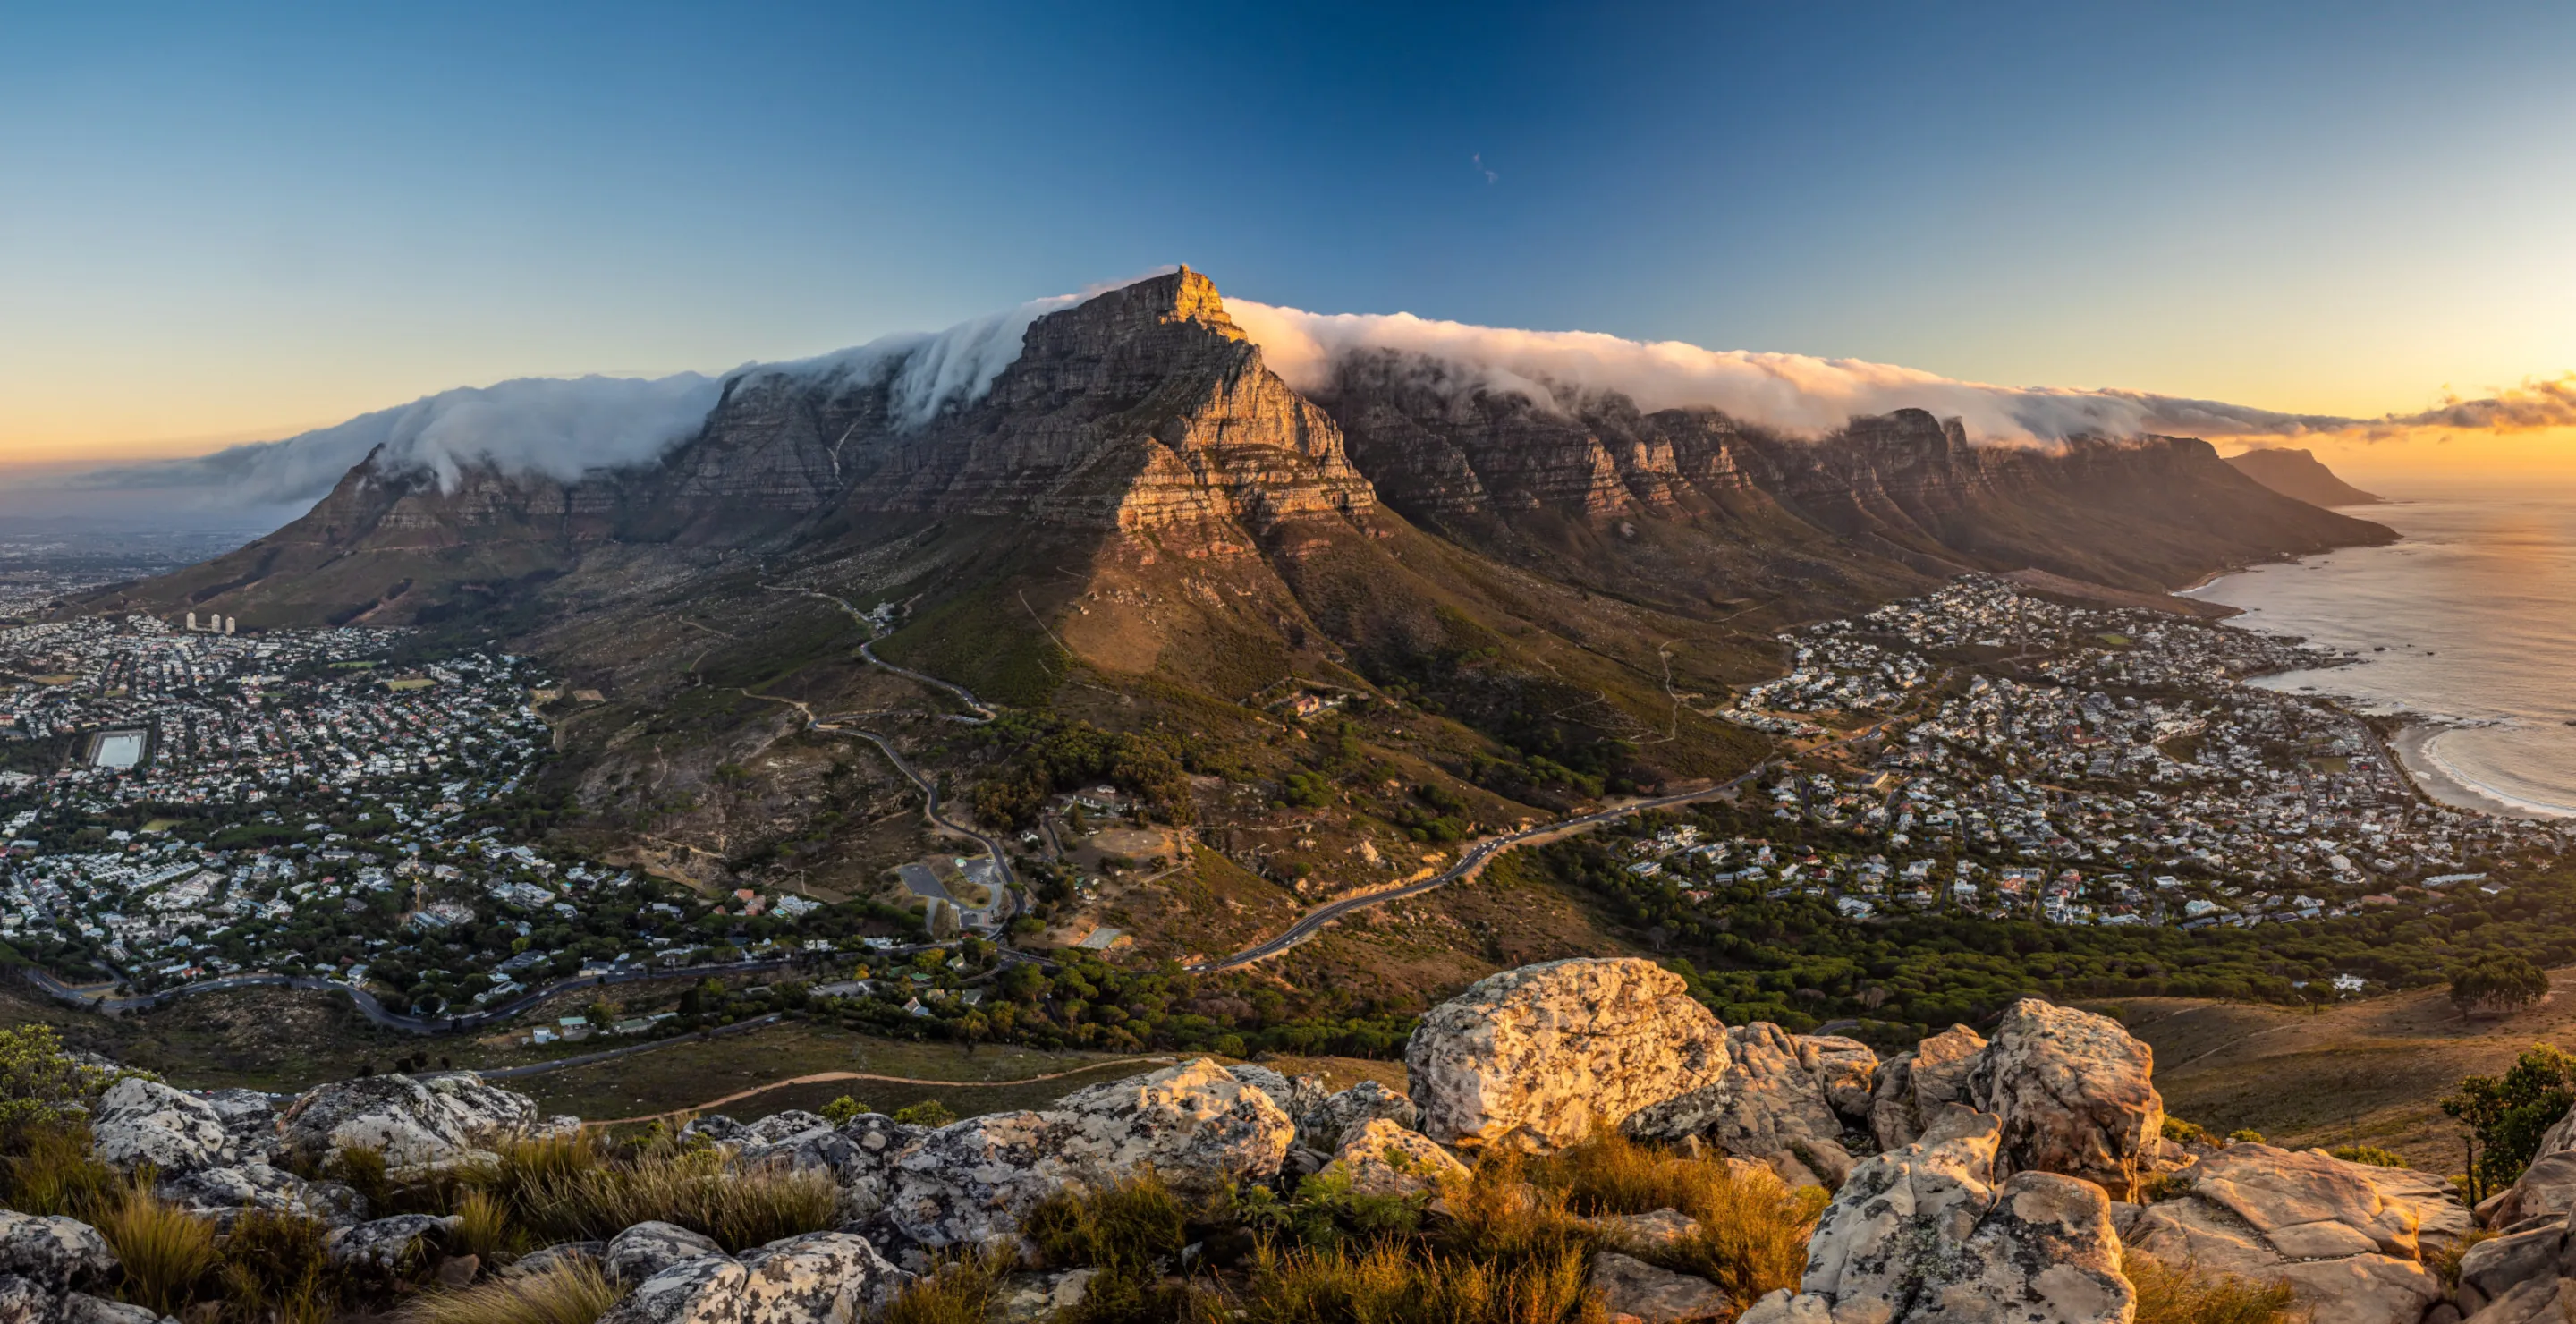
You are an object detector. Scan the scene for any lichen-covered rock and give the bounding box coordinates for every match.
[1317,1119,1470,1199]
[200,1089,282,1158]
[326,1214,457,1280]
[1966,999,2162,1200]
[737,1112,832,1148]
[0,1277,52,1324]
[1623,1024,1844,1179]
[1589,1252,1731,1324]
[58,1292,169,1324]
[1867,1024,1988,1151]
[1227,1065,1329,1121]
[1405,958,1731,1150]
[0,1212,117,1294]
[278,1073,540,1168]
[736,1232,911,1324]
[1296,1080,1419,1152]
[156,1161,366,1229]
[683,1116,747,1144]
[989,1269,1097,1323]
[596,1252,750,1324]
[89,1078,233,1175]
[606,1222,725,1284]
[506,1242,606,1278]
[2487,1150,2576,1231]
[885,1058,1292,1249]
[1046,1058,1297,1199]
[1741,1105,2131,1324]
[1795,1035,1878,1122]
[2126,1143,2458,1324]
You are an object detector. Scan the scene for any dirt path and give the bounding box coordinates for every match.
[589,1057,1176,1126]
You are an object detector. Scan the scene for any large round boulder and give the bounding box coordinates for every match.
[1404,957,1731,1150]
[89,1078,233,1175]
[277,1073,541,1168]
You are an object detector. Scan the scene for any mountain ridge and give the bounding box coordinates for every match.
[2224,446,2385,507]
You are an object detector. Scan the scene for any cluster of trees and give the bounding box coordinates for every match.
[1528,807,2576,1048]
[782,947,1414,1059]
[970,714,1197,828]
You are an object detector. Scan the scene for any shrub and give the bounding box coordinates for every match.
[2327,1145,2407,1169]
[2161,1117,2210,1145]
[0,1025,123,1132]
[1232,1170,1426,1250]
[96,1180,220,1314]
[2,1123,118,1217]
[217,1211,339,1324]
[2123,1251,2307,1324]
[1027,1175,1191,1275]
[893,1100,957,1127]
[398,1259,620,1324]
[2449,954,2549,1017]
[2442,1045,2576,1199]
[331,1143,395,1212]
[819,1096,869,1125]
[2226,1130,2266,1145]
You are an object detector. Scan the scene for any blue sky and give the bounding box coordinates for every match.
[6,1,2576,469]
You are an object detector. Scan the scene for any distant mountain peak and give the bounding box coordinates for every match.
[2224,446,2384,507]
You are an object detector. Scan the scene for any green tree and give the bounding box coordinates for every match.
[2451,955,2551,1018]
[2442,1044,2576,1200]
[0,1025,124,1131]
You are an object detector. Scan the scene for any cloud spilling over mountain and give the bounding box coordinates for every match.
[1227,301,2396,445]
[43,272,2576,520]
[59,292,1101,511]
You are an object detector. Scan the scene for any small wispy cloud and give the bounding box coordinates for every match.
[1472,152,1497,184]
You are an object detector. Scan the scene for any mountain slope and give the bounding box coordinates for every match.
[81,269,2399,972]
[2224,446,2385,506]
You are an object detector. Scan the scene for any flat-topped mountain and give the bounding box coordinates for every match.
[2224,445,2385,507]
[78,268,2398,964]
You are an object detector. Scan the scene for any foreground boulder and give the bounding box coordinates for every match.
[156,1161,366,1229]
[1867,1024,1987,1151]
[2125,1142,2462,1324]
[883,1058,1293,1249]
[1588,1252,1731,1324]
[1625,1023,1853,1188]
[606,1222,725,1284]
[1226,1065,1329,1122]
[1317,1118,1470,1199]
[1406,958,1732,1150]
[0,1213,117,1295]
[278,1073,542,1168]
[1741,1106,2131,1324]
[1296,1079,1419,1152]
[89,1078,233,1175]
[597,1233,910,1324]
[1967,999,2163,1201]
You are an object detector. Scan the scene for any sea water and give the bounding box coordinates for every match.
[2182,478,2576,819]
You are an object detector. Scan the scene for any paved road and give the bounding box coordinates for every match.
[1190,711,1911,972]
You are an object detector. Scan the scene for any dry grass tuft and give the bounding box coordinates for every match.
[877,1252,1010,1324]
[1206,1240,1606,1324]
[2125,1251,2309,1324]
[1530,1128,1826,1304]
[398,1260,622,1324]
[94,1178,221,1314]
[518,1147,837,1252]
[1,1123,119,1217]
[216,1210,339,1324]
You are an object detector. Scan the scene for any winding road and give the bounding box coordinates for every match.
[1189,709,1916,972]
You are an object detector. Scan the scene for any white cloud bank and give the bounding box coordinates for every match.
[1225,301,2576,446]
[46,273,2576,519]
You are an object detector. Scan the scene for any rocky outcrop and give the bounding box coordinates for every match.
[1406,958,1732,1150]
[1296,1079,1419,1152]
[1967,999,2162,1201]
[1588,1252,1732,1324]
[883,1058,1293,1249]
[1741,1107,2131,1324]
[596,1234,910,1324]
[326,1214,458,1283]
[2125,1143,2462,1324]
[156,1161,365,1229]
[1625,1023,1854,1187]
[1868,1024,1987,1151]
[89,1078,234,1175]
[1317,1118,1470,1200]
[606,1223,726,1284]
[0,1215,116,1295]
[277,1073,543,1168]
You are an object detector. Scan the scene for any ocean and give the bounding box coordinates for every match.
[2182,478,2576,820]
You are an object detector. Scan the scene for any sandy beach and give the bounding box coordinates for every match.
[2392,722,2573,821]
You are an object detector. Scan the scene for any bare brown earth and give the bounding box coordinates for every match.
[2102,966,2576,1175]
